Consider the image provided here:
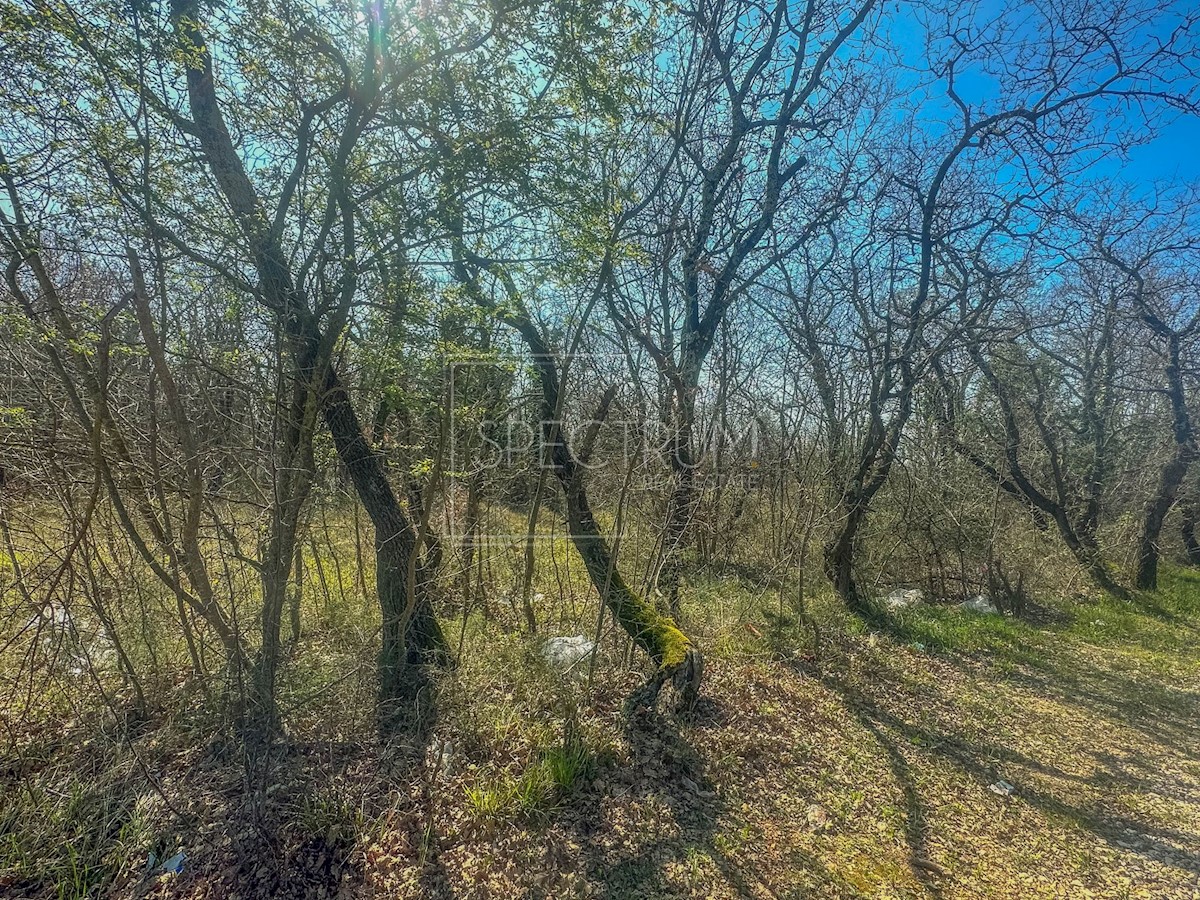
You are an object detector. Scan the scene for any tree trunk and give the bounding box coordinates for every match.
[459,474,481,612]
[1052,511,1131,600]
[659,364,700,617]
[321,366,448,714]
[253,557,289,729]
[1136,450,1193,589]
[1135,333,1196,590]
[557,453,701,711]
[660,466,695,618]
[823,500,871,617]
[1182,502,1200,567]
[289,539,304,644]
[494,299,702,709]
[449,235,702,709]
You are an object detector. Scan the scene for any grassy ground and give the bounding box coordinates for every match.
[2,551,1199,898]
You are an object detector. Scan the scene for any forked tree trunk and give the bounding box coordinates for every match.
[960,345,1131,601]
[170,0,449,723]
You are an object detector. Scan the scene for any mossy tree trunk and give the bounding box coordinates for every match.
[554,411,701,710]
[451,248,702,710]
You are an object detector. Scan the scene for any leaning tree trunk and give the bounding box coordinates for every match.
[554,428,702,711]
[322,367,448,712]
[448,231,702,708]
[171,0,450,726]
[1052,511,1132,601]
[497,301,702,710]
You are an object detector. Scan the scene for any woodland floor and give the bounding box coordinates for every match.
[3,567,1200,899]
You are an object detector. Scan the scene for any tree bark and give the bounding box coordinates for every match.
[1136,451,1193,589]
[321,367,448,710]
[823,501,871,616]
[289,539,304,644]
[660,434,697,618]
[1182,502,1200,567]
[1134,334,1196,590]
[170,0,448,717]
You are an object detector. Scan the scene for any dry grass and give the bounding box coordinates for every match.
[2,554,1199,898]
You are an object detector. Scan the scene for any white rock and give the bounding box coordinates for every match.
[961,595,999,615]
[541,635,596,671]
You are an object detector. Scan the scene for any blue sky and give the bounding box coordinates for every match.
[1112,114,1200,183]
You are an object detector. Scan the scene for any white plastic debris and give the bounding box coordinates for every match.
[26,603,117,675]
[541,635,596,671]
[24,603,70,637]
[885,588,924,609]
[428,737,454,778]
[145,850,186,876]
[988,780,1016,797]
[961,594,1000,615]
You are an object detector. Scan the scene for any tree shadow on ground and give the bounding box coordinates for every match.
[550,695,820,899]
[226,827,361,900]
[840,705,947,898]
[998,658,1200,757]
[870,605,1200,757]
[816,655,1200,883]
